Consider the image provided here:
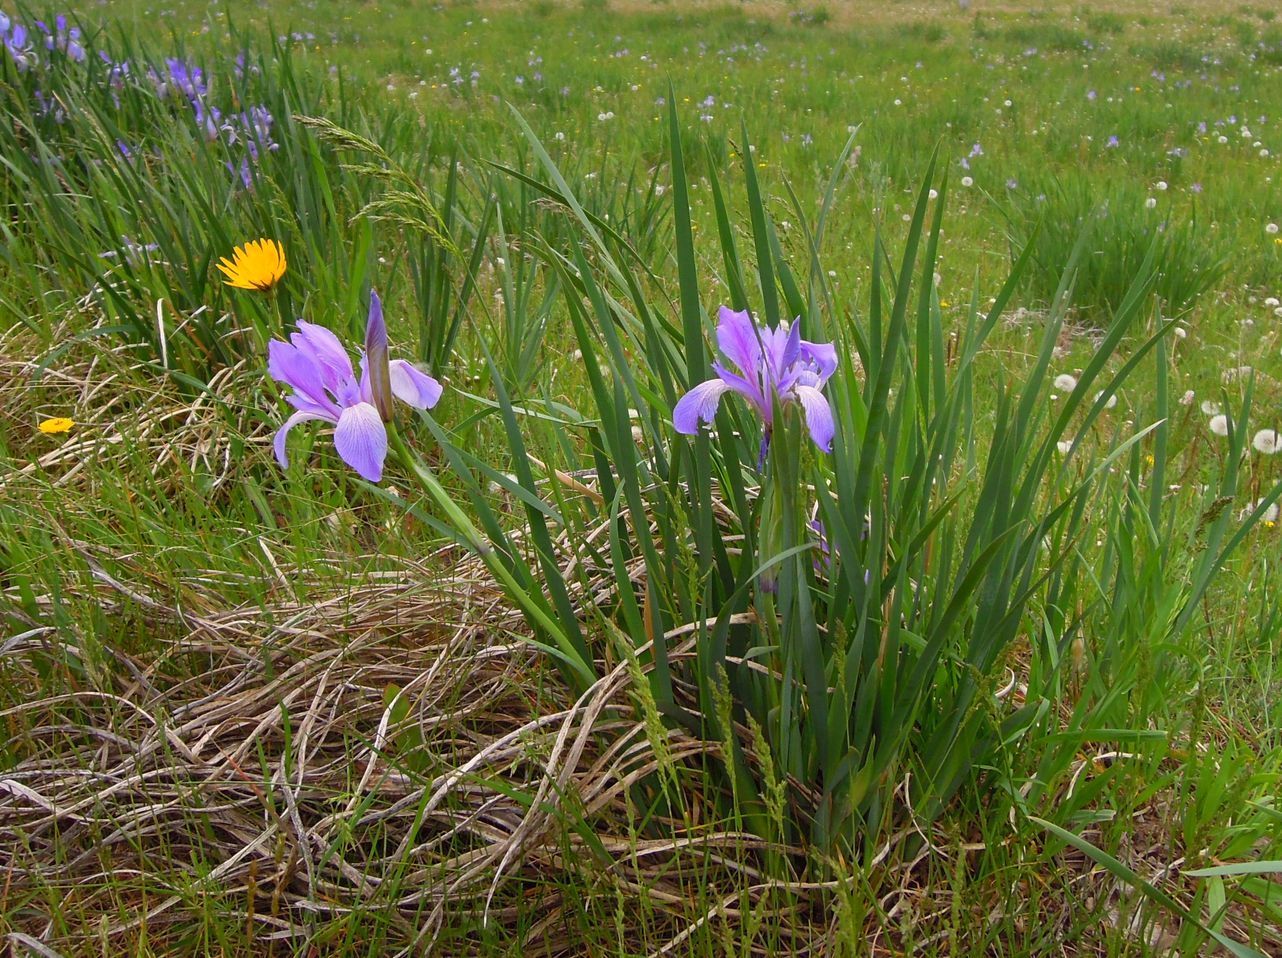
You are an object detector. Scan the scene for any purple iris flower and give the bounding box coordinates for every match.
[673,306,837,458]
[38,15,84,62]
[192,99,222,140]
[163,58,206,100]
[268,291,443,482]
[228,157,254,190]
[3,22,32,69]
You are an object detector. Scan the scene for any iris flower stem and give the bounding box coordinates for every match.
[386,419,596,688]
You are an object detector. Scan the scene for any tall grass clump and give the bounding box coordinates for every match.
[353,104,1277,956]
[6,5,1282,953]
[1002,179,1228,319]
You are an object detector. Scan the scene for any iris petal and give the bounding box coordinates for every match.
[268,338,340,416]
[715,306,762,377]
[293,320,354,387]
[673,379,732,435]
[333,402,388,482]
[793,385,836,452]
[801,340,839,383]
[274,410,326,468]
[389,359,444,410]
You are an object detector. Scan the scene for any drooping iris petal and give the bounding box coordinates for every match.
[801,340,838,383]
[274,410,327,468]
[711,362,764,416]
[673,379,733,435]
[793,385,835,452]
[389,359,443,410]
[286,392,337,418]
[333,402,388,482]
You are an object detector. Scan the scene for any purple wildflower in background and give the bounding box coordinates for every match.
[673,306,837,462]
[164,57,206,99]
[37,15,84,62]
[2,18,33,69]
[192,99,222,140]
[228,157,253,189]
[269,291,443,482]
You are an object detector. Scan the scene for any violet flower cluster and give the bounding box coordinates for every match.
[2,11,276,188]
[673,306,837,462]
[151,57,279,189]
[269,292,443,483]
[0,14,83,67]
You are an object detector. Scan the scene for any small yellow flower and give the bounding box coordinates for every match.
[217,238,287,291]
[939,300,951,308]
[1266,520,1277,530]
[38,417,75,435]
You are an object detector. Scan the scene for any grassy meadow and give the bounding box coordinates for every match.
[3,0,1282,954]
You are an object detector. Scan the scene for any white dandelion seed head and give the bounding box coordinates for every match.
[1275,307,1282,319]
[1056,439,1074,454]
[1209,414,1230,436]
[1173,326,1187,339]
[1053,373,1079,392]
[1145,197,1157,209]
[1180,389,1195,405]
[1156,180,1168,191]
[1266,297,1280,308]
[1268,223,1280,235]
[1253,428,1281,454]
[961,175,974,187]
[1094,391,1118,409]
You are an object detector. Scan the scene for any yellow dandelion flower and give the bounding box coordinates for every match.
[38,417,75,435]
[217,238,287,292]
